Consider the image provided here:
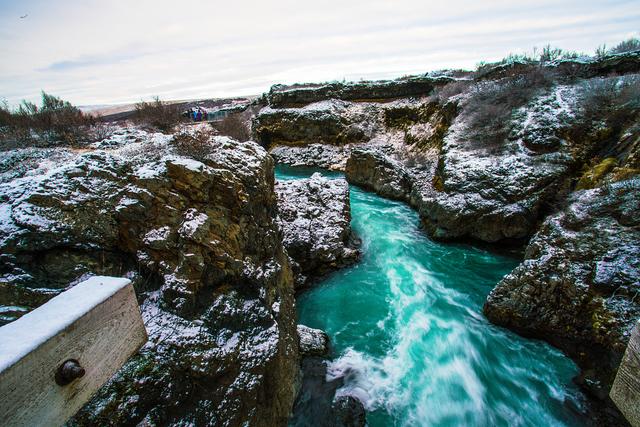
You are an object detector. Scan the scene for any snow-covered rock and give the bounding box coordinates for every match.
[0,130,299,426]
[276,173,358,287]
[297,324,329,356]
[253,99,382,147]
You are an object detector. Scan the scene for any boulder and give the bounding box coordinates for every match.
[297,325,330,357]
[276,174,358,287]
[332,395,367,427]
[345,148,414,203]
[0,135,299,427]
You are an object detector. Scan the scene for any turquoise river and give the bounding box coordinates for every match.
[276,165,586,427]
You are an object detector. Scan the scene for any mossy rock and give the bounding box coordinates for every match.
[576,157,618,190]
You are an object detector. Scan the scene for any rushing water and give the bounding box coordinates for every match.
[276,165,586,427]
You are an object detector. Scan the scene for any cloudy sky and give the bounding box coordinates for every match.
[0,0,638,107]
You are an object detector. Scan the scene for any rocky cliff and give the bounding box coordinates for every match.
[484,180,640,398]
[0,130,299,426]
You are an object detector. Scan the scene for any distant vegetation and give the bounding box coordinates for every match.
[596,37,640,59]
[0,92,99,148]
[134,96,183,132]
[171,128,217,160]
[477,37,640,71]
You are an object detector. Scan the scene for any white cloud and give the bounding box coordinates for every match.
[0,0,638,106]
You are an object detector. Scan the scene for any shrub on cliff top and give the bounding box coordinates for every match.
[464,67,554,148]
[171,128,216,161]
[134,96,182,133]
[610,37,640,54]
[211,112,251,141]
[565,75,640,175]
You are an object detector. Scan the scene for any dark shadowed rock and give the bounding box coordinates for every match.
[332,395,367,427]
[345,148,414,203]
[276,174,359,287]
[289,357,367,427]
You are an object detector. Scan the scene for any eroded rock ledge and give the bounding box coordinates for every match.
[276,173,359,288]
[345,148,413,203]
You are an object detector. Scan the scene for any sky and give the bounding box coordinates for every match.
[0,0,638,107]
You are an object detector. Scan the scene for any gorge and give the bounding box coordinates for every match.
[0,49,639,426]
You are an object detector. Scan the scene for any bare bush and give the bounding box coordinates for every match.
[433,80,472,103]
[0,100,11,127]
[565,75,640,158]
[0,92,97,148]
[211,112,251,141]
[464,67,554,147]
[134,96,182,133]
[610,37,640,54]
[171,129,217,161]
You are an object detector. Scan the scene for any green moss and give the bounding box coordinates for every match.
[432,174,444,192]
[610,166,640,182]
[576,157,618,190]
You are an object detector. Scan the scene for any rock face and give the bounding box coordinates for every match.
[275,173,358,287]
[253,100,382,148]
[266,76,453,108]
[484,180,640,394]
[345,148,413,203]
[270,144,352,170]
[0,135,299,426]
[417,85,579,242]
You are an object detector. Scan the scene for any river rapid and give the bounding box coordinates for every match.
[277,165,586,427]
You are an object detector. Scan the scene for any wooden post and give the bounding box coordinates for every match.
[610,320,640,427]
[0,276,147,427]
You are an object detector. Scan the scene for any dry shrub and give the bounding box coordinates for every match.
[464,67,554,147]
[134,97,182,133]
[609,38,640,54]
[565,75,640,160]
[212,112,251,141]
[171,129,217,161]
[0,92,97,148]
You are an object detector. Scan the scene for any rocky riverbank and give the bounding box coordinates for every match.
[0,123,368,425]
[252,52,640,421]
